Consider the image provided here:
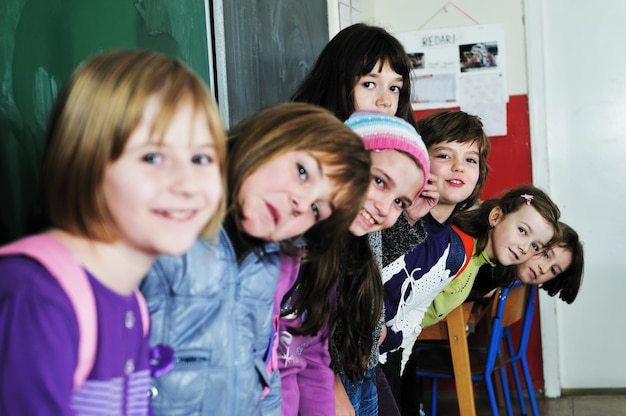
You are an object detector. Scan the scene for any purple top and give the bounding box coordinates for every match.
[0,255,151,415]
[275,258,336,416]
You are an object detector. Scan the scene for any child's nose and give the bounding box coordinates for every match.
[452,159,465,172]
[290,194,305,214]
[376,90,392,108]
[171,161,199,194]
[374,198,391,218]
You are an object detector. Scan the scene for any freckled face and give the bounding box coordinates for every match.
[517,246,572,285]
[349,150,424,237]
[353,60,403,116]
[238,150,336,242]
[486,204,555,266]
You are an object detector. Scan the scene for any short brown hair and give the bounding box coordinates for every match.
[43,50,227,241]
[417,110,491,212]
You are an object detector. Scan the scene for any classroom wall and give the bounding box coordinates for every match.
[525,0,626,392]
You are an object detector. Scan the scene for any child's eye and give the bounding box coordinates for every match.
[143,153,163,164]
[390,85,401,93]
[311,203,320,221]
[298,164,308,180]
[550,266,558,276]
[435,153,451,160]
[466,157,478,164]
[394,198,406,209]
[374,177,385,188]
[531,242,540,252]
[518,227,527,235]
[362,81,375,89]
[192,154,214,165]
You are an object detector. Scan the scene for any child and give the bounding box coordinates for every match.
[376,109,490,405]
[140,102,372,416]
[419,185,563,330]
[0,50,227,415]
[291,23,416,125]
[290,22,432,415]
[523,222,583,303]
[468,221,584,304]
[398,186,564,415]
[276,111,430,416]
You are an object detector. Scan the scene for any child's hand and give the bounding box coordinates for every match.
[405,175,440,223]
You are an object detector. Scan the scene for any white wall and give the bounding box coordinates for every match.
[526,0,626,390]
[349,0,626,393]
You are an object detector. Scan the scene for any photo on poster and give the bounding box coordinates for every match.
[459,41,498,72]
[408,52,425,69]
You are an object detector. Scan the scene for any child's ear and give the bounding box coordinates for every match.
[488,206,503,227]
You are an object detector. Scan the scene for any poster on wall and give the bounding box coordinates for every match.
[395,24,508,136]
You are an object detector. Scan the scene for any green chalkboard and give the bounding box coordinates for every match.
[0,0,212,244]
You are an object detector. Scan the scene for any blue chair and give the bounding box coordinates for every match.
[501,284,539,416]
[412,281,538,416]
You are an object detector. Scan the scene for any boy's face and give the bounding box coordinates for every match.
[428,140,480,208]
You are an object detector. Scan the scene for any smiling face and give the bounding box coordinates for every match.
[486,204,555,266]
[353,60,403,116]
[517,246,573,285]
[428,140,480,221]
[349,149,424,237]
[103,96,222,257]
[237,150,336,241]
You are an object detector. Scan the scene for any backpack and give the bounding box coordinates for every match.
[0,234,150,390]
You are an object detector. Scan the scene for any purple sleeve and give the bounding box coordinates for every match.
[0,256,79,415]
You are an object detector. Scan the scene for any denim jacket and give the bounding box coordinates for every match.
[140,227,282,416]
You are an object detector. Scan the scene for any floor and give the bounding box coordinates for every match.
[414,391,626,416]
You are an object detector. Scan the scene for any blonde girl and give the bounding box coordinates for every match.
[0,49,227,415]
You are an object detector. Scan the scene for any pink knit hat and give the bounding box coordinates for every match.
[345,111,430,199]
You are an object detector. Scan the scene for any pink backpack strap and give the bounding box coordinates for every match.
[133,289,150,337]
[0,234,96,390]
